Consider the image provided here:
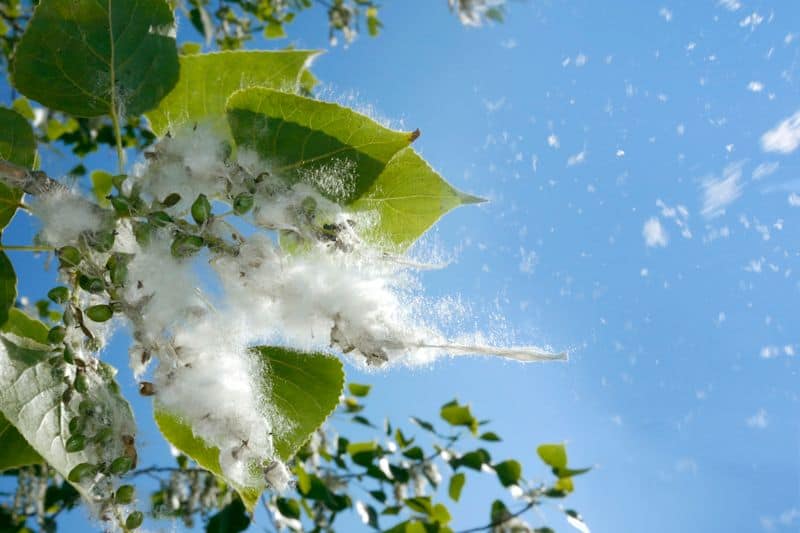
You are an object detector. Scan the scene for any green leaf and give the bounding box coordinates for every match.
[275,497,300,519]
[494,459,522,487]
[490,500,511,524]
[448,472,465,502]
[155,347,343,510]
[255,346,344,460]
[11,0,179,117]
[404,496,432,515]
[90,171,113,208]
[146,50,318,137]
[348,382,371,397]
[0,411,43,470]
[206,497,250,533]
[0,328,135,496]
[0,107,35,232]
[350,147,484,250]
[440,400,478,434]
[226,88,415,203]
[153,409,262,511]
[0,252,16,327]
[265,20,286,39]
[479,431,502,442]
[537,443,568,470]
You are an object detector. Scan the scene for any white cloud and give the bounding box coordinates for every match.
[643,218,669,247]
[547,134,560,149]
[761,110,800,154]
[746,408,768,429]
[747,81,764,92]
[718,0,741,11]
[752,161,779,180]
[701,162,743,219]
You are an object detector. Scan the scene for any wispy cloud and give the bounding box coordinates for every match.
[701,162,743,219]
[761,110,800,154]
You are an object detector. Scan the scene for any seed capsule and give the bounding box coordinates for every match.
[138,382,155,396]
[67,463,97,483]
[58,246,81,268]
[125,511,144,529]
[85,305,113,322]
[47,286,70,304]
[161,192,181,207]
[115,485,135,504]
[74,373,89,394]
[233,193,254,215]
[65,434,86,453]
[191,193,212,224]
[109,456,133,475]
[47,326,66,344]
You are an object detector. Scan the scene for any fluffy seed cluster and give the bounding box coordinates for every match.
[35,123,563,491]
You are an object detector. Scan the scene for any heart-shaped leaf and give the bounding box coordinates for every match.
[11,0,179,118]
[154,347,343,511]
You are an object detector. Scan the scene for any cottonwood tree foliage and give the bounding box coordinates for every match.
[0,0,591,531]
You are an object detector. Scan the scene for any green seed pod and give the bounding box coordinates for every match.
[67,463,97,483]
[78,274,105,294]
[191,193,212,224]
[148,210,173,228]
[93,427,113,443]
[161,192,181,207]
[106,254,130,286]
[125,511,144,530]
[170,234,205,258]
[115,484,135,504]
[65,434,86,453]
[109,456,133,475]
[89,230,115,253]
[47,326,66,344]
[110,196,133,216]
[74,373,89,394]
[58,246,81,268]
[68,416,84,434]
[78,399,94,416]
[63,345,75,364]
[85,305,113,322]
[133,221,153,246]
[47,286,70,304]
[233,193,254,215]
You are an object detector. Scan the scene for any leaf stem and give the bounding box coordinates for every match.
[109,106,126,175]
[0,244,53,252]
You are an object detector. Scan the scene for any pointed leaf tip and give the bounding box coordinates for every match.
[409,129,421,142]
[459,192,487,205]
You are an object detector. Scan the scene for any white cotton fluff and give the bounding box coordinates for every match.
[152,311,277,488]
[135,124,230,211]
[122,232,205,341]
[32,189,105,247]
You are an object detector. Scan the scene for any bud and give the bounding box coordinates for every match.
[191,193,212,224]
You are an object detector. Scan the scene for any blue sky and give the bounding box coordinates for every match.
[4,0,800,531]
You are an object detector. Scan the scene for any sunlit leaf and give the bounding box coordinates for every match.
[0,323,135,496]
[146,50,317,137]
[11,0,179,117]
[350,147,484,250]
[226,88,415,203]
[155,347,343,510]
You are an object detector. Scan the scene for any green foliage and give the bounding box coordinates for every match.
[155,347,343,510]
[0,311,135,499]
[11,0,179,117]
[350,147,485,249]
[145,50,318,137]
[226,88,415,202]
